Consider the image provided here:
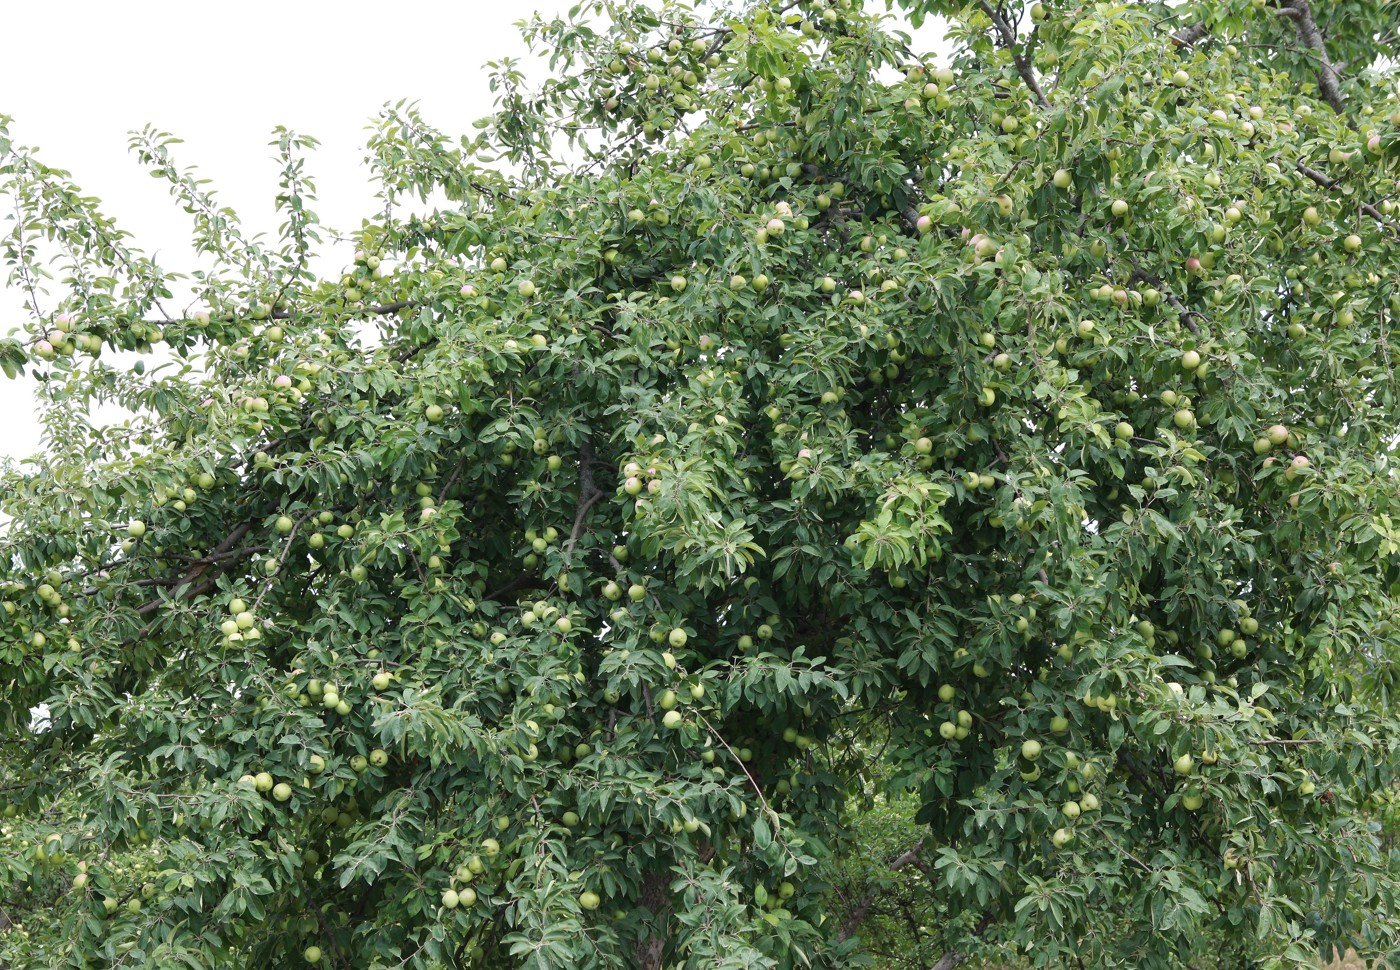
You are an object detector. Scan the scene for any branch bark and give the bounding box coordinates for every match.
[836,838,928,941]
[1294,163,1395,231]
[977,2,1050,108]
[134,521,253,617]
[1170,22,1209,47]
[1284,0,1346,116]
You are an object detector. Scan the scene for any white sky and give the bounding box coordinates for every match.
[1,0,944,465]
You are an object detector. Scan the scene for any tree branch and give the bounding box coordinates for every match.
[134,522,253,617]
[1171,22,1209,47]
[1284,0,1346,116]
[836,838,927,941]
[1294,163,1395,231]
[977,2,1050,108]
[565,436,605,555]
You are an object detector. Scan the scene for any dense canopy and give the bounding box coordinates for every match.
[2,0,1399,966]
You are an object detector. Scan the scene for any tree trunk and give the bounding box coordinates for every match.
[633,870,672,970]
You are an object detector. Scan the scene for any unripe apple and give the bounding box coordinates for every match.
[1052,168,1073,189]
[1111,199,1129,218]
[1021,739,1042,761]
[1173,753,1195,775]
[579,890,601,911]
[662,710,683,729]
[127,519,147,538]
[304,946,322,963]
[668,628,688,648]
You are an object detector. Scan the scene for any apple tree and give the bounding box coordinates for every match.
[2,0,1400,966]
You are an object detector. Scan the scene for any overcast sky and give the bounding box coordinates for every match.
[1,1,943,465]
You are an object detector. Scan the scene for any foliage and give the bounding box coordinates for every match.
[2,0,1400,966]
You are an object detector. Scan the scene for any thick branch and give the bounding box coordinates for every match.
[565,437,604,555]
[1295,163,1394,231]
[836,838,927,941]
[134,522,253,617]
[1171,22,1209,47]
[1285,0,1346,116]
[977,2,1050,108]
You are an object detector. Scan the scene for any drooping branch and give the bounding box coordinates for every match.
[977,2,1050,108]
